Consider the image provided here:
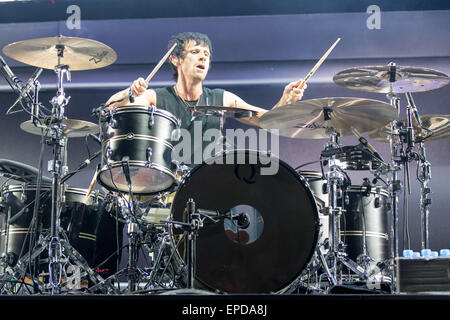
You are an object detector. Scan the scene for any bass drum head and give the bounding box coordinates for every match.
[170,150,319,293]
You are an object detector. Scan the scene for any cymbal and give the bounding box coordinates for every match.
[0,159,52,184]
[369,114,450,143]
[259,97,397,139]
[20,118,99,138]
[191,105,256,118]
[333,65,450,93]
[3,36,117,71]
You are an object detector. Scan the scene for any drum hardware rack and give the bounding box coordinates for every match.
[316,130,371,288]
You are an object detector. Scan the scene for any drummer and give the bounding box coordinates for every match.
[105,32,307,165]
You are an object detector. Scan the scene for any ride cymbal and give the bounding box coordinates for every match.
[259,97,397,139]
[3,36,117,71]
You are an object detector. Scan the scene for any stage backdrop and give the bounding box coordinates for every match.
[0,1,449,263]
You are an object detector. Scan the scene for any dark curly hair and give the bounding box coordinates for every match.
[168,32,212,80]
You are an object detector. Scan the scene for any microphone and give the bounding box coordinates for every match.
[405,92,421,126]
[121,160,132,189]
[232,212,250,229]
[88,133,102,145]
[351,128,384,162]
[0,54,22,91]
[10,67,43,109]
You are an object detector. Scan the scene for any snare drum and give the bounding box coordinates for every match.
[170,150,320,293]
[98,105,181,194]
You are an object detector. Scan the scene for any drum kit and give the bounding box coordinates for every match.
[0,35,449,295]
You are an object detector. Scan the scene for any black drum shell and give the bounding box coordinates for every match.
[341,185,391,262]
[98,106,179,194]
[170,150,320,294]
[0,184,123,275]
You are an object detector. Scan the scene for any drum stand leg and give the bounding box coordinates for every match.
[320,132,369,288]
[162,198,203,290]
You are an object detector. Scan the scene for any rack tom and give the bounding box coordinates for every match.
[98,105,181,194]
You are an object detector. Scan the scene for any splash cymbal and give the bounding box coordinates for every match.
[333,65,450,93]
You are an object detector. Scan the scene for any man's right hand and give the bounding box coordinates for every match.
[131,77,148,97]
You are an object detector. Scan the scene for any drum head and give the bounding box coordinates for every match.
[171,150,319,293]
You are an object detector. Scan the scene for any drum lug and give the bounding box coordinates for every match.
[171,128,181,141]
[148,105,156,128]
[106,145,113,164]
[108,108,117,129]
[145,147,153,168]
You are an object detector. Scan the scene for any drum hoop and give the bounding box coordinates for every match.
[341,230,389,240]
[346,185,390,197]
[2,184,105,199]
[99,161,176,177]
[102,134,175,149]
[111,105,179,125]
[98,161,177,195]
[2,227,97,240]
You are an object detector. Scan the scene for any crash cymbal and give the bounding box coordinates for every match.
[333,65,450,93]
[20,118,99,138]
[369,114,450,143]
[259,97,397,139]
[3,36,117,71]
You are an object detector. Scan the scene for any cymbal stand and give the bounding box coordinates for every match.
[417,142,432,249]
[386,91,402,262]
[404,91,433,250]
[3,65,114,294]
[161,199,207,290]
[321,131,368,286]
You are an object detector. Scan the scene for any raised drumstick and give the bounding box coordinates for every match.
[83,169,99,205]
[295,38,341,89]
[145,42,178,84]
[129,43,177,102]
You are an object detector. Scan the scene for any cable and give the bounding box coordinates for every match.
[403,164,411,250]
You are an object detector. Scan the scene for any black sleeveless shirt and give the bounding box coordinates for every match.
[155,86,225,167]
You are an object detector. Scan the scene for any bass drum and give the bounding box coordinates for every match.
[297,171,329,247]
[170,150,319,293]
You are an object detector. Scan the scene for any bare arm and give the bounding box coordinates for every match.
[223,80,307,127]
[105,77,157,108]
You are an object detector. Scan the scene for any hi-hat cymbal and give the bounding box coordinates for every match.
[333,65,450,93]
[20,119,99,138]
[3,36,117,71]
[259,97,397,139]
[191,105,256,118]
[369,114,450,143]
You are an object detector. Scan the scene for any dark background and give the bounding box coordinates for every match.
[0,0,449,260]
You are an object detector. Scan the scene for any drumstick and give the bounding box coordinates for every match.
[145,43,178,84]
[295,38,341,89]
[83,169,99,205]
